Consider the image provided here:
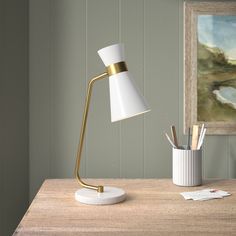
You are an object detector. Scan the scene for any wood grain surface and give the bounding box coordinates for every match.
[14,179,236,235]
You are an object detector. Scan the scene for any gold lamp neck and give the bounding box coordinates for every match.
[75,61,128,193]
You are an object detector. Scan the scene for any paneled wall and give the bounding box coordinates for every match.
[0,0,29,235]
[30,0,235,200]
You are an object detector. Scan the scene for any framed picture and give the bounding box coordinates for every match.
[184,1,236,134]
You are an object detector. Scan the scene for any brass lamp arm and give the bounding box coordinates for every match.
[74,61,128,193]
[74,71,108,193]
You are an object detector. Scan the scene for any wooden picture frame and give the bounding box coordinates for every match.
[184,1,236,134]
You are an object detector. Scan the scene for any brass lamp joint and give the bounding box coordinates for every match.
[106,61,128,76]
[97,186,104,193]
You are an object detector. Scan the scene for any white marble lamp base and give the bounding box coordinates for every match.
[75,186,126,205]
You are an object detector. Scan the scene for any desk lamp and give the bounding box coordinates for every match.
[75,43,150,205]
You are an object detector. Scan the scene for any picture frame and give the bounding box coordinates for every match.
[184,1,236,135]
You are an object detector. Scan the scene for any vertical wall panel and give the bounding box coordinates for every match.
[204,136,228,178]
[51,0,86,178]
[144,0,180,177]
[86,0,120,178]
[0,0,4,234]
[2,0,29,234]
[120,0,145,177]
[178,0,185,146]
[228,136,236,178]
[29,0,52,200]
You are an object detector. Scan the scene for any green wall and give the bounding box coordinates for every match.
[30,0,236,202]
[0,0,29,235]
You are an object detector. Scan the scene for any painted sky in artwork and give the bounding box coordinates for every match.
[198,15,236,59]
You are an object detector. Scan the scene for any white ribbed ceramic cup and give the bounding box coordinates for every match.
[172,148,202,186]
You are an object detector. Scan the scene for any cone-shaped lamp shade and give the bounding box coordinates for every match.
[98,44,150,122]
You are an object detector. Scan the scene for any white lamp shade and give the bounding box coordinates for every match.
[97,43,125,66]
[98,44,150,122]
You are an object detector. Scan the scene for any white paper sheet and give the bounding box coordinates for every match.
[180,189,231,201]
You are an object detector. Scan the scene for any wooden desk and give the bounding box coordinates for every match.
[14,179,236,235]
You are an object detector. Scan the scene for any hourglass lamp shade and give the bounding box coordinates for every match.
[97,44,150,122]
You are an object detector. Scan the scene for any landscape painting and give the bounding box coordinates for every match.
[184,1,236,134]
[197,15,236,122]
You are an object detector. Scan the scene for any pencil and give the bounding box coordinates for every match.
[171,125,179,148]
[191,125,199,150]
[187,127,191,150]
[165,133,177,149]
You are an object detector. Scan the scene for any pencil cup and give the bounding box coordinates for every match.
[172,148,202,186]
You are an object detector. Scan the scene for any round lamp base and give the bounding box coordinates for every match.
[75,186,126,205]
